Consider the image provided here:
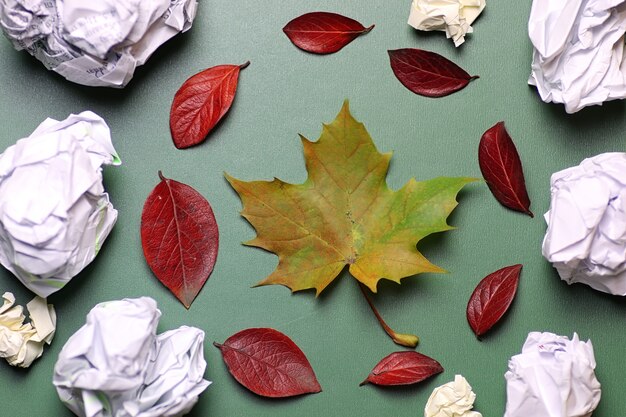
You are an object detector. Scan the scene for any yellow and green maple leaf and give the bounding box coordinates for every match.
[227,101,475,295]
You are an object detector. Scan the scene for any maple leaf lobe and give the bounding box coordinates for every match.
[227,101,474,295]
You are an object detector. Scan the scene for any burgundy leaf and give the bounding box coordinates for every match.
[467,264,522,338]
[141,172,219,308]
[170,62,249,149]
[360,351,443,387]
[283,12,374,54]
[388,48,478,97]
[214,328,322,398]
[478,122,533,217]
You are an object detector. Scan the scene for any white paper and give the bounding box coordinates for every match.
[504,332,601,417]
[424,375,482,417]
[0,0,198,87]
[528,0,626,113]
[0,292,55,368]
[408,0,486,47]
[0,111,120,298]
[53,297,210,417]
[542,152,626,296]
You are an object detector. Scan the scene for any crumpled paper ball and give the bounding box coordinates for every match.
[53,297,210,417]
[0,292,55,367]
[408,0,486,47]
[0,111,120,298]
[424,375,482,417]
[542,152,626,296]
[528,0,626,113]
[0,0,198,87]
[504,332,601,417]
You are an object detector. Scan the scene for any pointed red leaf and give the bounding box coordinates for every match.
[283,12,374,54]
[360,351,443,387]
[467,264,522,338]
[141,172,219,308]
[388,48,478,97]
[479,122,533,217]
[214,328,322,398]
[170,62,249,149]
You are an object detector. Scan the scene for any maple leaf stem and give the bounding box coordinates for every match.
[357,282,419,348]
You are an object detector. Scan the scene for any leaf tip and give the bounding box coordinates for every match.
[158,170,166,181]
[213,341,223,350]
[240,61,250,70]
[341,99,350,113]
[364,24,375,33]
[359,379,370,387]
[470,75,480,81]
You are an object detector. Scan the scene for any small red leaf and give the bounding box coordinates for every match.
[283,12,374,54]
[360,351,443,387]
[479,122,533,217]
[214,328,322,398]
[170,62,249,149]
[141,172,219,308]
[467,264,522,338]
[388,48,478,97]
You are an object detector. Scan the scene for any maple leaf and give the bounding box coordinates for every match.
[226,101,474,295]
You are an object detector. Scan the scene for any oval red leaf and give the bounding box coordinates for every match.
[478,122,533,217]
[388,48,478,97]
[467,264,522,338]
[141,172,219,308]
[360,351,443,387]
[214,328,322,398]
[283,12,374,54]
[170,62,249,149]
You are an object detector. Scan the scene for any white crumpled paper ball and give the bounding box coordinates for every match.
[528,0,626,113]
[0,292,55,367]
[0,0,198,87]
[408,0,486,47]
[542,152,626,296]
[504,332,601,417]
[424,375,482,417]
[53,297,210,417]
[0,111,120,298]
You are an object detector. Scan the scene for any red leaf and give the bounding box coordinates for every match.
[283,12,374,54]
[388,48,478,97]
[141,172,219,308]
[170,62,249,149]
[214,328,322,398]
[478,122,533,217]
[360,351,443,386]
[467,264,522,338]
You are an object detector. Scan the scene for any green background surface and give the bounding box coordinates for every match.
[0,1,625,416]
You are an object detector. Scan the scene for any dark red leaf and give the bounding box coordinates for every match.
[283,12,374,54]
[360,351,443,386]
[388,48,478,97]
[214,328,322,398]
[170,62,249,149]
[467,264,522,338]
[479,122,533,217]
[141,172,219,308]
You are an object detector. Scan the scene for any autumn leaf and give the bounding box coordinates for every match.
[360,351,443,387]
[214,328,321,398]
[141,172,219,308]
[226,101,474,295]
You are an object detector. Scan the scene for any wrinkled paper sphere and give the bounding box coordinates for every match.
[0,0,198,87]
[504,332,601,417]
[528,0,626,113]
[424,375,482,417]
[0,111,119,298]
[542,152,626,296]
[53,297,210,417]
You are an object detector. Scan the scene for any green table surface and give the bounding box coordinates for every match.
[1,1,625,416]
